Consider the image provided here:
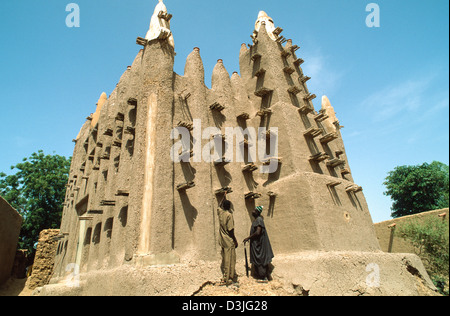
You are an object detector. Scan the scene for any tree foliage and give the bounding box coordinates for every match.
[0,151,71,252]
[384,161,449,218]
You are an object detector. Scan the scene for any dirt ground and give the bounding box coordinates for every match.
[1,251,442,296]
[0,275,299,297]
[193,276,301,296]
[0,277,33,296]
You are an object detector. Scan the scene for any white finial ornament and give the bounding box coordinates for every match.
[255,11,277,41]
[145,0,175,48]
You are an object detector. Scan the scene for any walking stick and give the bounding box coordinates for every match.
[244,241,250,277]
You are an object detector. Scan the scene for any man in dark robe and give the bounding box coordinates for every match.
[243,206,274,282]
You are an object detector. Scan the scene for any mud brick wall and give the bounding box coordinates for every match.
[26,229,60,290]
[0,197,22,285]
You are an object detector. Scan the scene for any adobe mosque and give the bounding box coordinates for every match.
[40,0,436,295]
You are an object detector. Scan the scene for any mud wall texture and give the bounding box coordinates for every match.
[374,208,449,254]
[0,196,22,285]
[26,229,60,290]
[39,251,438,296]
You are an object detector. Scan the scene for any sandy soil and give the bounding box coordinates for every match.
[193,276,301,296]
[0,272,300,297]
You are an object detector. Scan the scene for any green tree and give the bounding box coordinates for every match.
[384,161,449,218]
[0,151,71,253]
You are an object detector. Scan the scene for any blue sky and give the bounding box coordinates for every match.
[0,0,448,223]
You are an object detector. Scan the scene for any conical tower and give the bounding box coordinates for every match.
[238,13,379,252]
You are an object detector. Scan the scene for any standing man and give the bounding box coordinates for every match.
[243,206,274,282]
[217,192,238,286]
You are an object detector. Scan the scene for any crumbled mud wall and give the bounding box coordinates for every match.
[26,229,60,290]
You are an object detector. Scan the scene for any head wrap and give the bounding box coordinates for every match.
[255,206,263,214]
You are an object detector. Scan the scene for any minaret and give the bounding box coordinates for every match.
[237,11,379,252]
[321,96,354,182]
[133,0,176,261]
[172,47,218,260]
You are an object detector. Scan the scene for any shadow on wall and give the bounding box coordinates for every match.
[179,191,198,230]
